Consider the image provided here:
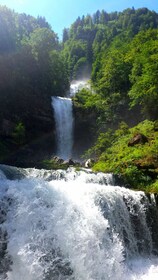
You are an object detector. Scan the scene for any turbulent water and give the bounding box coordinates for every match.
[70,80,90,97]
[0,164,158,280]
[51,97,74,159]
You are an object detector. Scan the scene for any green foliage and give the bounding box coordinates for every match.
[73,88,101,110]
[148,180,158,193]
[1,5,158,182]
[73,57,87,79]
[62,39,89,79]
[12,122,26,145]
[0,5,69,148]
[62,7,158,82]
[63,8,158,125]
[42,159,68,170]
[0,6,69,101]
[42,159,80,170]
[91,120,158,191]
[0,6,18,53]
[85,129,114,158]
[25,28,58,59]
[127,29,158,118]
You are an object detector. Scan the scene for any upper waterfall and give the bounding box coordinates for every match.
[51,80,89,160]
[52,96,74,159]
[70,79,90,97]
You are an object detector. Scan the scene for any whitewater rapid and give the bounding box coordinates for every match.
[70,80,90,97]
[0,165,158,280]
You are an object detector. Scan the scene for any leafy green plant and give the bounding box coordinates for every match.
[12,122,26,145]
[148,180,158,193]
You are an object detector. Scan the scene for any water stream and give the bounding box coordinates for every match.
[51,97,74,159]
[70,80,90,97]
[1,82,158,279]
[52,80,90,160]
[0,165,158,280]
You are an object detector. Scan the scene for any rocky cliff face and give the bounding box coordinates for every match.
[72,104,97,159]
[0,94,54,137]
[0,93,98,166]
[0,94,56,167]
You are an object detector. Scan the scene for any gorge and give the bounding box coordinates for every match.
[0,5,158,280]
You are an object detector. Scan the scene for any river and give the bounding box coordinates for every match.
[0,165,158,280]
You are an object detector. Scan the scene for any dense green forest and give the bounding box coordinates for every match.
[62,7,158,191]
[0,5,158,191]
[0,5,69,163]
[63,7,158,121]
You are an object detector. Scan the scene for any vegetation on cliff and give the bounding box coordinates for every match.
[0,6,69,162]
[65,8,158,121]
[88,120,158,192]
[66,8,158,191]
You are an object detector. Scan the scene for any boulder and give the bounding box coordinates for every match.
[85,158,95,168]
[52,156,64,164]
[63,159,77,166]
[128,133,148,147]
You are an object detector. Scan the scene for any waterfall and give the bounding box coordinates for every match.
[0,164,158,280]
[70,79,90,97]
[51,80,89,159]
[52,97,74,159]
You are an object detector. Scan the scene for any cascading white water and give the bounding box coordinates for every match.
[51,80,89,159]
[0,165,158,280]
[52,97,74,159]
[70,80,90,97]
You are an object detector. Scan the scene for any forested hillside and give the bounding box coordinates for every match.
[0,5,69,164]
[0,5,158,190]
[62,8,158,191]
[63,8,158,121]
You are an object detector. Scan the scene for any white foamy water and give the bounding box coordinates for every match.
[70,80,90,97]
[52,97,74,159]
[0,166,158,280]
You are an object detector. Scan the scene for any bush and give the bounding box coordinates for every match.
[12,122,26,145]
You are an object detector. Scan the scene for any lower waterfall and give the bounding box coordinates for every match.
[51,97,74,159]
[0,165,158,280]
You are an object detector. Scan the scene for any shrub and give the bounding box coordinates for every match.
[12,122,25,145]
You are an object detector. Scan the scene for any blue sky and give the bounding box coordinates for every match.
[0,0,158,38]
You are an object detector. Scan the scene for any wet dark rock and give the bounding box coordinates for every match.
[0,197,13,278]
[52,157,81,168]
[40,248,74,280]
[2,132,56,169]
[53,156,64,164]
[112,174,132,188]
[145,195,158,255]
[154,194,158,208]
[43,260,73,280]
[85,158,95,168]
[128,133,148,147]
[0,93,57,168]
[63,159,76,166]
[0,210,6,224]
[154,120,158,131]
[1,119,16,137]
[73,103,97,159]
